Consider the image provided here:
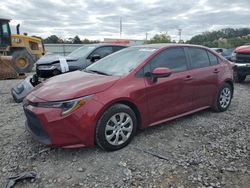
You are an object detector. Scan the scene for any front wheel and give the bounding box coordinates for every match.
[95,104,137,151]
[212,83,233,112]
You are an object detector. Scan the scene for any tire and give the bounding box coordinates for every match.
[11,49,35,73]
[212,83,233,112]
[96,104,137,151]
[234,72,246,83]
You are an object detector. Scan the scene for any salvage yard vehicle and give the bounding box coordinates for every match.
[35,43,127,79]
[231,44,250,83]
[0,18,45,79]
[211,48,233,61]
[11,43,127,102]
[23,44,234,151]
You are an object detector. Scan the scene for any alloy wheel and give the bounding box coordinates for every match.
[219,87,231,109]
[105,112,133,146]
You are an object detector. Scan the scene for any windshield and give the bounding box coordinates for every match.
[68,45,96,58]
[85,47,156,76]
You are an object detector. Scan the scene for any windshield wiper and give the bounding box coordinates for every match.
[84,69,110,76]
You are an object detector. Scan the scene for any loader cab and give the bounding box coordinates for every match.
[0,19,11,48]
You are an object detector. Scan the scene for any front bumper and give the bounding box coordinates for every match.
[24,108,51,145]
[11,75,34,103]
[23,98,103,148]
[235,63,250,75]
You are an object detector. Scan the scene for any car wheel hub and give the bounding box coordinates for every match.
[105,112,133,146]
[16,57,28,68]
[219,88,231,109]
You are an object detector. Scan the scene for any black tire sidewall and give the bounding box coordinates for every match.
[95,104,137,151]
[216,83,233,112]
[11,49,34,73]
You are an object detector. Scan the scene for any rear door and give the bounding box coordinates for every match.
[144,47,194,125]
[187,47,220,108]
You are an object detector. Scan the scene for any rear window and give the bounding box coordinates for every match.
[189,48,210,69]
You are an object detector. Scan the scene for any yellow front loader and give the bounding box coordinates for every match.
[0,18,45,79]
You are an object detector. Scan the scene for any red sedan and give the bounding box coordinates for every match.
[23,44,234,151]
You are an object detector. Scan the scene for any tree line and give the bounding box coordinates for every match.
[146,28,250,48]
[43,28,250,48]
[43,35,100,44]
[187,28,250,48]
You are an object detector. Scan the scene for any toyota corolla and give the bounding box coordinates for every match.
[23,44,234,151]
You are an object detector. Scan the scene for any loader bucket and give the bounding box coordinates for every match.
[0,56,18,79]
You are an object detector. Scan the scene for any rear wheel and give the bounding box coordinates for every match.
[212,83,233,112]
[96,104,137,151]
[11,49,35,73]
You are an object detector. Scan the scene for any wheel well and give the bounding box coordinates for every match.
[115,101,142,129]
[9,46,26,53]
[225,80,234,95]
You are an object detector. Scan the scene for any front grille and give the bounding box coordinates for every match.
[236,52,250,63]
[24,108,51,145]
[36,67,53,78]
[36,66,61,78]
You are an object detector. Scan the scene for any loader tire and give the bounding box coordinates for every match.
[11,49,35,73]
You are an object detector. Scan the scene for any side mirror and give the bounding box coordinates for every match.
[90,54,101,62]
[150,67,172,83]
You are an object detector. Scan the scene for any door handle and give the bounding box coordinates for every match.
[184,75,192,81]
[213,69,220,73]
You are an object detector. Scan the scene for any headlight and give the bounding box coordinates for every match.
[36,95,94,116]
[37,65,57,70]
[231,52,236,61]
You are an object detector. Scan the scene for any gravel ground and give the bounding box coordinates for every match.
[0,77,249,188]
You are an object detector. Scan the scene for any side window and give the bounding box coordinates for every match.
[2,24,8,34]
[136,62,151,77]
[2,23,9,36]
[0,23,11,46]
[113,46,126,52]
[150,48,188,72]
[29,41,39,50]
[91,46,113,58]
[207,51,219,65]
[189,48,210,68]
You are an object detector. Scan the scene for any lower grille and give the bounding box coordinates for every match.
[24,108,51,145]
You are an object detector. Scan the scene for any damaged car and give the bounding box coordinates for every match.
[11,43,127,102]
[23,44,234,151]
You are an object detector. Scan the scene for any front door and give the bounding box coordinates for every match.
[144,47,193,125]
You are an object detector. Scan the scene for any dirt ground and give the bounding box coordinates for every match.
[0,77,249,188]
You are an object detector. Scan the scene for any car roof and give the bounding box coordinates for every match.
[86,43,128,47]
[211,48,223,50]
[135,43,208,49]
[0,18,11,21]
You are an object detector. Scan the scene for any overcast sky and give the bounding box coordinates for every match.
[0,0,250,41]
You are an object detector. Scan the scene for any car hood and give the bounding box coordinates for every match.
[36,54,79,65]
[235,45,250,53]
[30,71,120,101]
